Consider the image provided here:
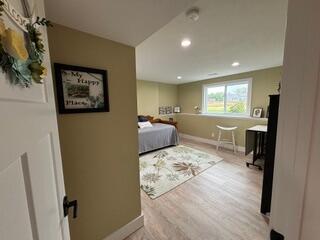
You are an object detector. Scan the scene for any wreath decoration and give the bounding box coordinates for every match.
[0,0,52,87]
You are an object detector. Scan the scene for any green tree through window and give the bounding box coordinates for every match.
[203,80,250,115]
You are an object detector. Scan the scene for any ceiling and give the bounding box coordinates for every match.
[136,0,288,84]
[44,0,196,47]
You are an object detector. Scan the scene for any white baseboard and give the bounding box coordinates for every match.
[180,133,245,153]
[102,214,144,240]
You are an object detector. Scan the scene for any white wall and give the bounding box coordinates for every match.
[270,0,320,239]
[299,79,320,239]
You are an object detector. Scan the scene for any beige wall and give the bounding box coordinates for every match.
[177,114,268,147]
[137,80,178,119]
[136,80,159,116]
[48,24,141,240]
[177,67,282,147]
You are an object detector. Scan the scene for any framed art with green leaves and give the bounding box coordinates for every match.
[54,63,109,114]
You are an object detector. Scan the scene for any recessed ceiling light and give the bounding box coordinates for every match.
[232,62,240,67]
[181,39,191,48]
[177,76,182,79]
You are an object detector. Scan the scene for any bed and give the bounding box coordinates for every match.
[138,117,179,154]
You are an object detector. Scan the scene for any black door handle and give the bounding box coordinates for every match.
[63,196,78,219]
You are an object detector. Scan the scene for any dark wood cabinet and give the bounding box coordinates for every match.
[261,95,280,214]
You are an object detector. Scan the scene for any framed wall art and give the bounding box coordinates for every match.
[159,106,166,115]
[165,106,173,114]
[173,106,181,113]
[159,106,173,115]
[252,107,263,118]
[54,63,109,114]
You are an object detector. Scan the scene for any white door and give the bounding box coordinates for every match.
[0,0,70,239]
[270,0,320,239]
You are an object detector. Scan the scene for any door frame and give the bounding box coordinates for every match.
[270,0,320,238]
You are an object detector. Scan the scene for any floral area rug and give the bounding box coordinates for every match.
[139,145,223,199]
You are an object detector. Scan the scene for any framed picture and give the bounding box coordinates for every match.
[159,106,166,115]
[252,107,263,118]
[54,63,109,114]
[173,106,181,113]
[165,106,173,114]
[159,106,173,115]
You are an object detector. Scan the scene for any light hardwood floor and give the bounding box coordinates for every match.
[127,138,269,240]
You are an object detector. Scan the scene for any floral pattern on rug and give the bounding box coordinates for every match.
[139,145,223,199]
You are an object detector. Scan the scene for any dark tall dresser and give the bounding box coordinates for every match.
[261,94,280,214]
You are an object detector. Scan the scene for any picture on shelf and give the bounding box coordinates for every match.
[159,106,173,115]
[173,106,181,113]
[252,107,263,118]
[165,106,173,114]
[159,106,166,115]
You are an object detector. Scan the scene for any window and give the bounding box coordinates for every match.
[202,79,252,115]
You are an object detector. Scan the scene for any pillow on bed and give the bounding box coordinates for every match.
[138,115,149,122]
[138,121,153,129]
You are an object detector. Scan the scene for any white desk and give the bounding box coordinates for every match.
[247,125,267,132]
[245,125,268,170]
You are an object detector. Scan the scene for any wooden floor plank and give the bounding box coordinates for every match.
[126,138,269,240]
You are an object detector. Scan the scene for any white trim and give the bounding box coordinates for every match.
[102,214,144,240]
[202,78,252,116]
[270,0,320,238]
[178,112,268,121]
[179,133,245,152]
